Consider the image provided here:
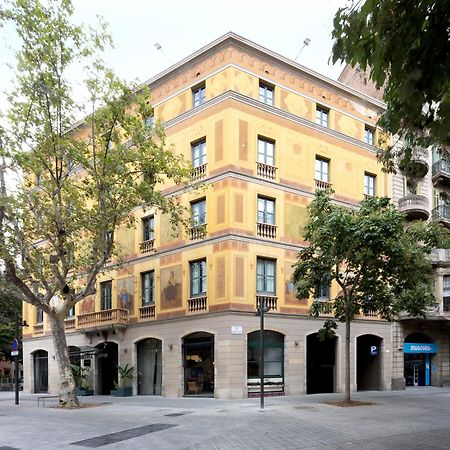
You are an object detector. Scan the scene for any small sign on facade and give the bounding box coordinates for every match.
[231,326,243,335]
[370,345,379,356]
[11,351,19,356]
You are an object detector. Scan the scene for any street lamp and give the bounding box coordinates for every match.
[257,298,270,409]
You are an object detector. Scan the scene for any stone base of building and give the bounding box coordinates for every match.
[391,377,406,390]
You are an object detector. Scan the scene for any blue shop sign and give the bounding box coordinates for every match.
[403,343,438,354]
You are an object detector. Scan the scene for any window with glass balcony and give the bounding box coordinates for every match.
[257,137,276,179]
[443,275,450,312]
[364,173,376,197]
[259,82,274,106]
[315,277,330,301]
[100,280,112,310]
[257,196,276,239]
[315,156,330,190]
[142,215,154,242]
[141,271,155,306]
[190,198,206,240]
[191,139,207,179]
[36,307,44,324]
[192,84,206,108]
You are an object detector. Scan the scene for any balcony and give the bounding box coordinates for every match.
[257,162,276,180]
[77,308,129,330]
[432,205,450,228]
[400,149,429,178]
[432,160,450,186]
[190,224,206,241]
[315,179,332,191]
[188,296,208,313]
[139,239,155,254]
[139,304,156,320]
[256,222,277,239]
[431,248,450,266]
[64,317,76,330]
[33,323,44,334]
[191,163,207,181]
[398,194,429,220]
[256,295,278,311]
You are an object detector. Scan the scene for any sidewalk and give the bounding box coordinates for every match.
[1,388,450,449]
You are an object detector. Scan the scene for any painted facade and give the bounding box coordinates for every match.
[22,33,394,399]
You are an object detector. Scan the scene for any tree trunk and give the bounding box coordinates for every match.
[344,315,351,403]
[49,314,80,407]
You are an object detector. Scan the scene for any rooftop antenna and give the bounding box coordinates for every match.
[154,42,173,65]
[295,38,311,61]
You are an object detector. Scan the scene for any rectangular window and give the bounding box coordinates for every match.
[192,139,207,168]
[315,278,330,301]
[443,275,450,312]
[192,84,206,108]
[100,280,112,310]
[191,199,206,225]
[256,258,276,294]
[259,82,274,106]
[315,157,329,182]
[190,259,207,296]
[67,306,75,318]
[316,106,329,127]
[36,307,44,324]
[257,196,275,224]
[144,114,154,128]
[257,137,275,166]
[364,126,375,145]
[141,271,155,306]
[364,173,376,196]
[35,173,41,186]
[142,215,155,242]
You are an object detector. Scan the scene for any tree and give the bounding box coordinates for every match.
[0,276,22,360]
[293,190,444,402]
[332,0,450,172]
[0,0,192,406]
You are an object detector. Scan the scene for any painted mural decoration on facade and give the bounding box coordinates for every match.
[284,262,305,305]
[79,295,95,314]
[117,277,134,313]
[160,265,182,309]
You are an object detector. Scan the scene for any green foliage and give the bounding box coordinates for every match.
[0,276,22,359]
[0,0,192,315]
[115,363,134,388]
[71,364,89,389]
[332,0,450,170]
[293,189,444,323]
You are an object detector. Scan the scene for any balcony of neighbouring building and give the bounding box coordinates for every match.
[432,160,450,186]
[64,317,76,331]
[432,205,450,228]
[139,304,156,321]
[256,222,277,239]
[400,149,429,179]
[398,194,429,220]
[139,239,155,254]
[257,162,276,180]
[188,296,207,313]
[431,248,450,266]
[256,295,278,311]
[77,308,129,331]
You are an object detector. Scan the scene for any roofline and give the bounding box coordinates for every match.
[139,31,386,110]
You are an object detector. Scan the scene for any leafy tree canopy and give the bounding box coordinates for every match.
[332,0,450,172]
[293,189,448,401]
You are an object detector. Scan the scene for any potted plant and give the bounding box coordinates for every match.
[71,364,94,396]
[111,363,134,397]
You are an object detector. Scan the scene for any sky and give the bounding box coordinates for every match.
[0,0,348,110]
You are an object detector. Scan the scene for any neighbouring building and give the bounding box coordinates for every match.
[339,65,450,389]
[23,33,394,399]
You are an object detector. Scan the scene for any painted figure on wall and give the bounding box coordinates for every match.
[284,262,307,305]
[161,265,182,309]
[117,277,134,313]
[80,295,94,314]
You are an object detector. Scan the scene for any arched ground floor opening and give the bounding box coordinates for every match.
[33,350,48,393]
[137,338,162,395]
[95,342,118,395]
[357,334,382,391]
[247,330,284,396]
[307,333,337,394]
[404,332,437,387]
[183,332,214,397]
